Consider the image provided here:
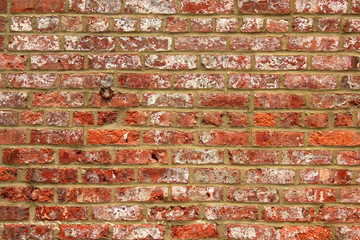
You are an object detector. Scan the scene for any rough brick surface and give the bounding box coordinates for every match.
[0,0,358,238]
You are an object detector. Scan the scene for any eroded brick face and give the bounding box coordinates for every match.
[1,0,359,239]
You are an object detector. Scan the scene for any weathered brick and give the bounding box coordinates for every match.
[3,148,54,164]
[199,130,249,146]
[1,187,53,202]
[6,73,57,88]
[138,168,189,183]
[115,187,168,202]
[9,35,60,51]
[92,206,142,221]
[238,0,290,13]
[125,0,176,13]
[295,0,347,13]
[280,226,332,240]
[205,206,257,220]
[309,131,360,146]
[114,225,164,240]
[60,149,111,164]
[300,169,353,184]
[172,186,223,201]
[87,130,140,145]
[228,187,279,203]
[199,93,249,108]
[58,225,109,240]
[253,131,305,147]
[119,37,172,52]
[175,36,226,51]
[181,0,233,13]
[144,130,194,145]
[194,168,241,184]
[262,207,315,222]
[171,224,219,239]
[284,188,336,203]
[256,55,307,70]
[58,188,111,203]
[2,225,53,240]
[31,54,84,70]
[230,36,282,51]
[145,55,197,70]
[202,54,251,69]
[30,130,83,145]
[69,0,121,13]
[27,168,77,183]
[282,150,332,165]
[336,226,360,239]
[245,168,295,184]
[115,149,167,164]
[36,206,87,221]
[230,150,278,165]
[148,206,199,221]
[337,151,360,165]
[284,74,337,89]
[226,225,277,240]
[312,56,358,70]
[88,54,141,69]
[12,0,64,13]
[317,207,360,222]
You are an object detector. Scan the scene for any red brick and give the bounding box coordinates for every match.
[341,75,360,89]
[181,0,233,13]
[1,186,53,202]
[166,17,187,32]
[256,55,307,70]
[36,206,87,221]
[124,111,147,125]
[317,207,360,222]
[305,113,328,128]
[148,206,199,221]
[11,16,31,31]
[87,130,140,145]
[245,168,295,184]
[87,16,109,32]
[36,17,59,32]
[337,151,360,165]
[334,112,353,127]
[115,187,168,202]
[150,111,173,126]
[114,17,136,31]
[172,149,224,164]
[62,16,83,31]
[344,19,360,32]
[144,93,194,108]
[253,112,277,127]
[318,17,340,32]
[114,225,164,240]
[73,112,95,126]
[280,112,302,127]
[202,112,223,126]
[171,224,219,239]
[46,111,69,126]
[241,17,264,32]
[311,94,360,109]
[226,225,277,240]
[254,131,304,147]
[0,168,17,181]
[228,187,279,203]
[21,111,44,125]
[295,0,347,13]
[33,92,83,107]
[287,36,339,51]
[191,18,212,32]
[262,207,315,222]
[0,54,26,70]
[284,74,337,89]
[266,19,288,32]
[172,186,223,201]
[92,206,142,221]
[0,130,26,144]
[0,206,29,220]
[293,17,313,32]
[199,93,249,108]
[340,188,360,203]
[0,0,5,12]
[118,73,171,89]
[69,0,121,13]
[6,73,57,88]
[229,73,279,89]
[216,18,238,32]
[194,168,241,184]
[143,130,194,145]
[145,55,197,70]
[89,92,139,108]
[88,54,141,69]
[9,35,60,51]
[205,206,257,220]
[201,54,251,69]
[300,169,353,184]
[176,112,198,127]
[2,225,53,240]
[238,0,290,13]
[60,73,113,88]
[82,169,134,184]
[312,56,358,70]
[230,37,281,51]
[255,93,306,109]
[119,36,172,52]
[283,150,332,165]
[140,18,162,32]
[115,149,167,164]
[284,188,336,203]
[280,226,332,240]
[337,226,360,239]
[31,54,84,70]
[58,225,109,240]
[97,111,117,125]
[27,168,77,183]
[176,36,226,51]
[309,131,360,146]
[58,188,111,203]
[0,110,18,125]
[175,73,224,89]
[60,149,111,164]
[125,0,176,13]
[199,130,249,146]
[227,112,249,127]
[230,150,278,165]
[138,168,189,183]
[11,0,64,13]
[3,148,54,164]
[30,130,83,145]
[0,92,27,108]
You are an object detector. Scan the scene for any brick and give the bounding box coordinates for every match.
[340,188,360,203]
[11,0,64,13]
[238,0,290,13]
[216,18,238,32]
[69,0,121,13]
[1,186,53,202]
[262,207,315,222]
[166,17,188,32]
[33,92,83,107]
[175,73,224,89]
[199,93,249,108]
[317,207,360,222]
[310,94,360,109]
[191,18,212,32]
[201,54,251,69]
[0,130,26,144]
[114,18,137,32]
[284,188,336,203]
[194,168,241,184]
[344,37,360,52]
[119,73,170,89]
[280,226,332,240]
[280,112,302,127]
[65,36,115,51]
[9,35,60,51]
[337,226,360,239]
[62,16,83,31]
[150,111,173,126]
[334,112,353,127]
[145,55,197,70]
[0,92,27,108]
[267,19,289,32]
[140,18,162,32]
[10,16,32,32]
[139,168,189,183]
[176,112,198,127]
[125,0,176,13]
[82,169,134,184]
[305,113,328,128]
[89,92,139,108]
[30,130,83,145]
[344,19,360,32]
[31,54,84,70]
[293,17,313,32]
[36,206,87,221]
[144,130,194,145]
[0,206,28,220]
[284,74,337,89]
[205,206,257,220]
[226,225,277,240]
[256,55,307,70]
[58,188,111,203]
[230,37,282,51]
[181,0,233,13]
[88,54,141,69]
[245,168,295,184]
[337,151,360,165]
[228,187,279,203]
[172,149,224,164]
[341,75,360,89]
[60,73,113,88]
[97,111,117,125]
[172,186,223,201]
[300,169,353,184]
[175,36,226,51]
[0,0,5,12]
[148,206,199,221]
[241,17,264,32]
[36,17,59,32]
[59,149,111,164]
[318,17,340,32]
[58,225,109,240]
[2,225,53,240]
[171,224,219,239]
[27,168,77,183]
[295,0,347,13]
[253,131,305,147]
[21,110,44,125]
[0,110,18,125]
[254,112,277,127]
[119,37,172,52]
[87,16,109,32]
[312,56,358,70]
[230,150,278,165]
[115,149,167,164]
[283,150,332,165]
[143,93,193,108]
[0,54,26,70]
[124,111,147,125]
[114,225,164,240]
[202,112,223,126]
[0,168,17,181]
[255,93,306,109]
[6,73,57,88]
[229,73,279,89]
[3,148,54,164]
[309,131,360,146]
[227,112,249,127]
[287,36,339,51]
[46,111,69,126]
[92,206,142,221]
[199,130,249,146]
[87,130,140,145]
[115,187,168,202]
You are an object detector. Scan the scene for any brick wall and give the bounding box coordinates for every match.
[0,0,360,239]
